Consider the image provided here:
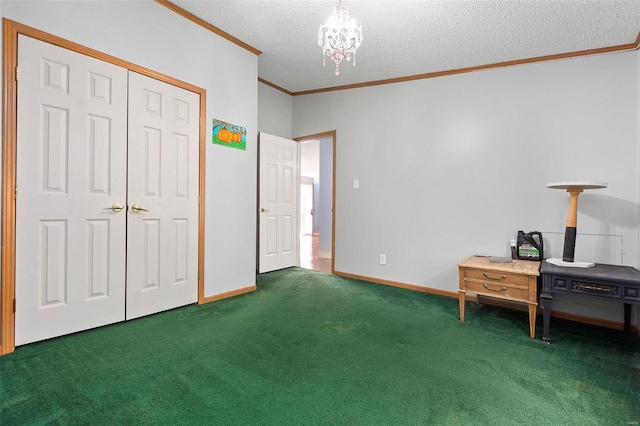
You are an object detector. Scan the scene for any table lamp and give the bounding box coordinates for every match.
[546,181,607,268]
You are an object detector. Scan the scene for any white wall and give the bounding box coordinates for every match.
[258,82,293,139]
[293,51,639,325]
[1,0,259,298]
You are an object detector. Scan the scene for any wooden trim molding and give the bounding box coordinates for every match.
[288,34,640,96]
[258,78,293,96]
[1,19,207,355]
[293,130,337,274]
[159,2,640,98]
[197,85,207,305]
[1,19,19,356]
[261,34,640,97]
[333,271,459,299]
[293,130,337,143]
[155,0,261,56]
[201,285,257,304]
[4,20,205,94]
[339,271,639,333]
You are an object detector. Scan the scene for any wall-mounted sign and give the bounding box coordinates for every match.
[212,119,246,151]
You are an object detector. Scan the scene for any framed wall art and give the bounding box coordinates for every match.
[212,119,246,151]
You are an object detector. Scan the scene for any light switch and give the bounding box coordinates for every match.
[353,179,360,189]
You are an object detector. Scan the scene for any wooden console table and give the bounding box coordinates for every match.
[458,256,541,338]
[540,261,640,343]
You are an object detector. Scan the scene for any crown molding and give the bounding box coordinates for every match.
[258,77,293,96]
[164,4,639,98]
[289,33,640,96]
[155,0,261,56]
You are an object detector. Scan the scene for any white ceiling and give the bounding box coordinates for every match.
[172,0,640,94]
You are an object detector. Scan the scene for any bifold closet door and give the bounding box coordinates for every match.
[125,72,199,320]
[14,38,200,346]
[15,36,128,346]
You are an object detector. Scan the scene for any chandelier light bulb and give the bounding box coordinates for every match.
[318,0,363,76]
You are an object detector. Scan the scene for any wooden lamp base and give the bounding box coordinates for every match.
[546,181,607,268]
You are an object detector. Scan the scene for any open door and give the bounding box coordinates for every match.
[258,133,299,273]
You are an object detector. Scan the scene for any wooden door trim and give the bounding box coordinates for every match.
[1,18,207,354]
[293,131,337,274]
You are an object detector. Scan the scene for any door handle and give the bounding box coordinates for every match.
[104,203,124,212]
[131,204,149,213]
[260,208,269,213]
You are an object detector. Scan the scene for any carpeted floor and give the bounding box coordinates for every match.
[1,267,638,425]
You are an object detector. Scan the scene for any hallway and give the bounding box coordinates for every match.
[300,235,331,273]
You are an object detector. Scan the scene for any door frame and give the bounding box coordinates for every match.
[1,19,207,354]
[293,131,336,274]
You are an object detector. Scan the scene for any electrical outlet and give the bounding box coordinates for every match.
[379,254,386,265]
[353,179,360,189]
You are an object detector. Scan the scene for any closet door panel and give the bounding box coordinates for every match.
[15,36,128,346]
[125,72,199,320]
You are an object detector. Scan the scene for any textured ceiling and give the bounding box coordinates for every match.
[171,0,640,94]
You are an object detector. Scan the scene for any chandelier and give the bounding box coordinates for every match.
[318,0,363,76]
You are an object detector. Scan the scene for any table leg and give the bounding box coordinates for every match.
[459,291,465,322]
[540,292,552,344]
[624,303,631,332]
[528,304,537,339]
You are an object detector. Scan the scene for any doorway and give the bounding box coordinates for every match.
[297,135,334,274]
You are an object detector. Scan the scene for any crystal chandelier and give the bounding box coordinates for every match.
[318,0,363,76]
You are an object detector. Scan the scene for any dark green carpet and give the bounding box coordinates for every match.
[1,268,638,425]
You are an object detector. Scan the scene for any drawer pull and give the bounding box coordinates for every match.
[483,272,506,281]
[483,284,507,292]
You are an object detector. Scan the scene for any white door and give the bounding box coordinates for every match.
[125,72,200,319]
[258,133,299,273]
[15,36,128,345]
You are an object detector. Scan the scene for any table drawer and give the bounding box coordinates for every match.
[464,279,529,301]
[464,268,529,286]
[549,277,624,300]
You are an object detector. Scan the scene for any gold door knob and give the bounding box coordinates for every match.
[131,204,149,213]
[105,203,124,212]
[260,207,269,213]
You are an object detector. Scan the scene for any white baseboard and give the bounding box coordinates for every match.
[318,250,332,259]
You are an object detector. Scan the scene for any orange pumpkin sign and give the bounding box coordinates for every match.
[212,119,246,151]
